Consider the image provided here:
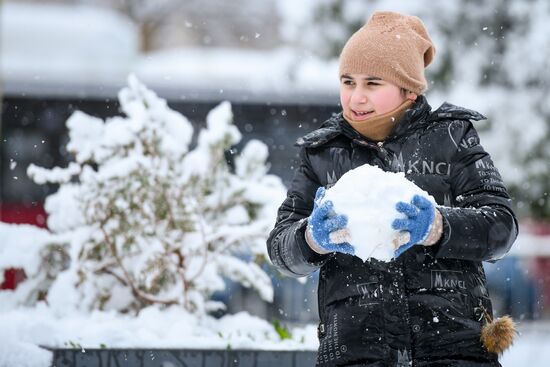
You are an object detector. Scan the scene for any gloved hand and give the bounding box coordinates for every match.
[306,187,354,255]
[392,194,442,257]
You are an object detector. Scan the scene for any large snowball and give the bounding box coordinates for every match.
[322,164,436,262]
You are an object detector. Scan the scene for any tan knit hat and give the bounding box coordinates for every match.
[339,11,436,94]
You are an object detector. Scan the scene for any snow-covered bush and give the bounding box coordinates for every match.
[26,75,286,314]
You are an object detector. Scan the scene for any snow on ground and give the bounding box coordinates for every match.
[0,339,52,367]
[0,304,317,367]
[500,321,550,366]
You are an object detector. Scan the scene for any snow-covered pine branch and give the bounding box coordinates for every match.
[23,75,285,315]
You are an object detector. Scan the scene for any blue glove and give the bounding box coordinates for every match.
[392,194,435,257]
[307,187,354,255]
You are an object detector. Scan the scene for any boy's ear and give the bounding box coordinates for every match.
[407,92,418,101]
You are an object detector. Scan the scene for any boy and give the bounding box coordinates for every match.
[267,11,518,367]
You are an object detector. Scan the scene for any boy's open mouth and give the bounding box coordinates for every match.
[351,109,375,120]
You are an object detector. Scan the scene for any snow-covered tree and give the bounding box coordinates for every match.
[278,0,550,219]
[26,75,285,314]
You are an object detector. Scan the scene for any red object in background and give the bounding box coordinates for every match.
[524,219,550,312]
[522,219,550,236]
[1,202,47,228]
[1,268,27,290]
[0,202,46,290]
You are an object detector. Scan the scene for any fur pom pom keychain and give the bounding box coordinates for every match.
[479,306,517,355]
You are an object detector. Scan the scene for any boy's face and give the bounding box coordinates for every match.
[339,73,416,121]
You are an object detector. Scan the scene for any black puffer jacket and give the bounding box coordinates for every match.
[267,96,518,367]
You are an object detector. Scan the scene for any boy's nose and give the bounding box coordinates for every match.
[351,89,367,104]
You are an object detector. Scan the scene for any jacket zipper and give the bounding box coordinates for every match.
[394,259,414,365]
[317,269,328,339]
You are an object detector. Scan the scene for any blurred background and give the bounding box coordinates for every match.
[1,0,550,330]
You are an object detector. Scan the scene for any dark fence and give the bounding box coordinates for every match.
[50,348,317,367]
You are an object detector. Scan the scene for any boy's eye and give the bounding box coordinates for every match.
[367,81,380,86]
[342,80,354,86]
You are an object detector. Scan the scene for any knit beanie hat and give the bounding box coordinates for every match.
[339,11,436,94]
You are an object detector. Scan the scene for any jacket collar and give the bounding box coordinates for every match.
[296,96,486,148]
[429,101,486,122]
[297,95,430,147]
[295,113,343,148]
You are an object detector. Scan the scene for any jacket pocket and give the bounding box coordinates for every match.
[317,296,387,366]
[409,290,489,360]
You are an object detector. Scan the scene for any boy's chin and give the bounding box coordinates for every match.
[355,113,376,121]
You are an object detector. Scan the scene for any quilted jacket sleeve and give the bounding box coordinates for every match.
[435,121,518,261]
[267,148,330,277]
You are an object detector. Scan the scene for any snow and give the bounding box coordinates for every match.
[136,47,295,93]
[0,337,52,367]
[4,0,544,186]
[3,164,550,367]
[0,299,549,366]
[1,2,339,102]
[1,2,138,87]
[133,46,340,102]
[0,223,52,274]
[0,304,317,367]
[34,76,284,313]
[500,322,550,366]
[26,162,81,185]
[323,164,436,262]
[2,1,550,365]
[0,76,293,364]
